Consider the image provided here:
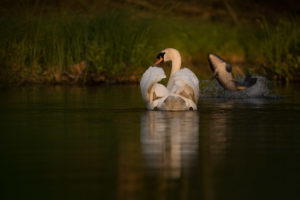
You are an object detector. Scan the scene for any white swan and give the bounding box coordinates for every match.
[140,48,199,111]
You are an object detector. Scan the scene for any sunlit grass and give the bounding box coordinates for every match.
[86,12,155,76]
[244,18,300,81]
[0,7,299,84]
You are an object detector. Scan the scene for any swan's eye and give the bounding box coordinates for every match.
[156,52,165,59]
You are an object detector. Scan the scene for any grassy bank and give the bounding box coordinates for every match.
[1,2,300,84]
[0,12,156,84]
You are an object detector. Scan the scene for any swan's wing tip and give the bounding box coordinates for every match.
[140,66,167,104]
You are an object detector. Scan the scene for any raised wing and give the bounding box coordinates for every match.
[140,66,168,104]
[208,53,237,90]
[171,68,200,104]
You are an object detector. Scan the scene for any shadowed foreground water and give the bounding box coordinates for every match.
[0,85,300,200]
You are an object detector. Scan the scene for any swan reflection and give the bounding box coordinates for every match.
[140,111,199,179]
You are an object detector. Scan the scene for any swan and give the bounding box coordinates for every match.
[208,53,270,98]
[140,48,199,111]
[208,53,257,90]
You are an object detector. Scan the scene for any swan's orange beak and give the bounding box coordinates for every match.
[154,57,163,66]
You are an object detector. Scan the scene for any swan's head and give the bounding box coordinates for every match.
[154,48,180,65]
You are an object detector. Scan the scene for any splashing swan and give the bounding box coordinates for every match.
[208,53,270,98]
[208,53,257,91]
[140,48,199,111]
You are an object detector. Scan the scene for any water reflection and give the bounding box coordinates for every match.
[140,111,199,179]
[205,98,271,165]
[207,101,231,166]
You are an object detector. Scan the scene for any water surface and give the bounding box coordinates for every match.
[0,85,300,200]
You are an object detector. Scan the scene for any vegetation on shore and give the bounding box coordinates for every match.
[0,0,299,85]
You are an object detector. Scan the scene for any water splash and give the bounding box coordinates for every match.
[199,79,224,97]
[199,76,275,99]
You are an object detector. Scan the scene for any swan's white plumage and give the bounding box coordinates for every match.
[171,68,199,104]
[140,48,199,111]
[140,66,168,109]
[140,67,199,110]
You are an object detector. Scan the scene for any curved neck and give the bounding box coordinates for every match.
[167,52,181,89]
[170,53,181,76]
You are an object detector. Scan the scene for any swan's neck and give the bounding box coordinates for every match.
[170,54,181,76]
[167,53,181,89]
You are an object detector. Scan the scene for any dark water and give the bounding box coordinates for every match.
[0,85,300,200]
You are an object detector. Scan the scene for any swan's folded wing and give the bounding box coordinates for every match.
[140,66,168,103]
[171,68,200,104]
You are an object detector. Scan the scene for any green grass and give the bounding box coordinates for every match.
[0,12,157,84]
[0,7,300,84]
[86,12,155,76]
[244,18,300,81]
